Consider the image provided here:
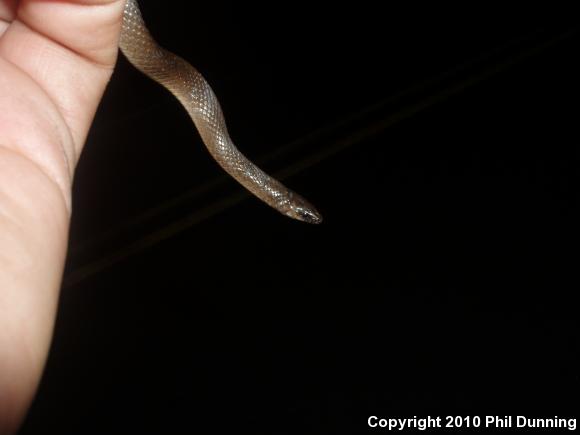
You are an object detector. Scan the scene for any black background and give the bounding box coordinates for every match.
[22,1,578,434]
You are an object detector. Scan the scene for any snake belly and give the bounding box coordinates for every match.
[119,0,321,224]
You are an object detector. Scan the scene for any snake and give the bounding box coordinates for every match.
[119,0,322,224]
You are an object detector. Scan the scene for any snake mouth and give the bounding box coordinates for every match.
[282,193,323,224]
[294,206,323,224]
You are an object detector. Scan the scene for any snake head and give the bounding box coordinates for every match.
[280,191,323,224]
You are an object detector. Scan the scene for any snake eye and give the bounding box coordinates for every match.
[283,192,322,224]
[296,207,323,225]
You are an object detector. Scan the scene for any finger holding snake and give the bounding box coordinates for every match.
[0,0,319,431]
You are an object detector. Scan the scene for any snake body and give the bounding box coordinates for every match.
[119,0,321,224]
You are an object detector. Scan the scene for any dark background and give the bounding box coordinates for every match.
[22,1,578,434]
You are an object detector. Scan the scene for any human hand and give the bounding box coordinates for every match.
[0,1,125,432]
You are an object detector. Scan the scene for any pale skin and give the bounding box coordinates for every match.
[0,0,126,432]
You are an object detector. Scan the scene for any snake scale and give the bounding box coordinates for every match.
[119,0,322,224]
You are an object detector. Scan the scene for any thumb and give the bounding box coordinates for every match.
[0,0,126,156]
[16,0,125,66]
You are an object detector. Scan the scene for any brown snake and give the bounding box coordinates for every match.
[119,0,322,224]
